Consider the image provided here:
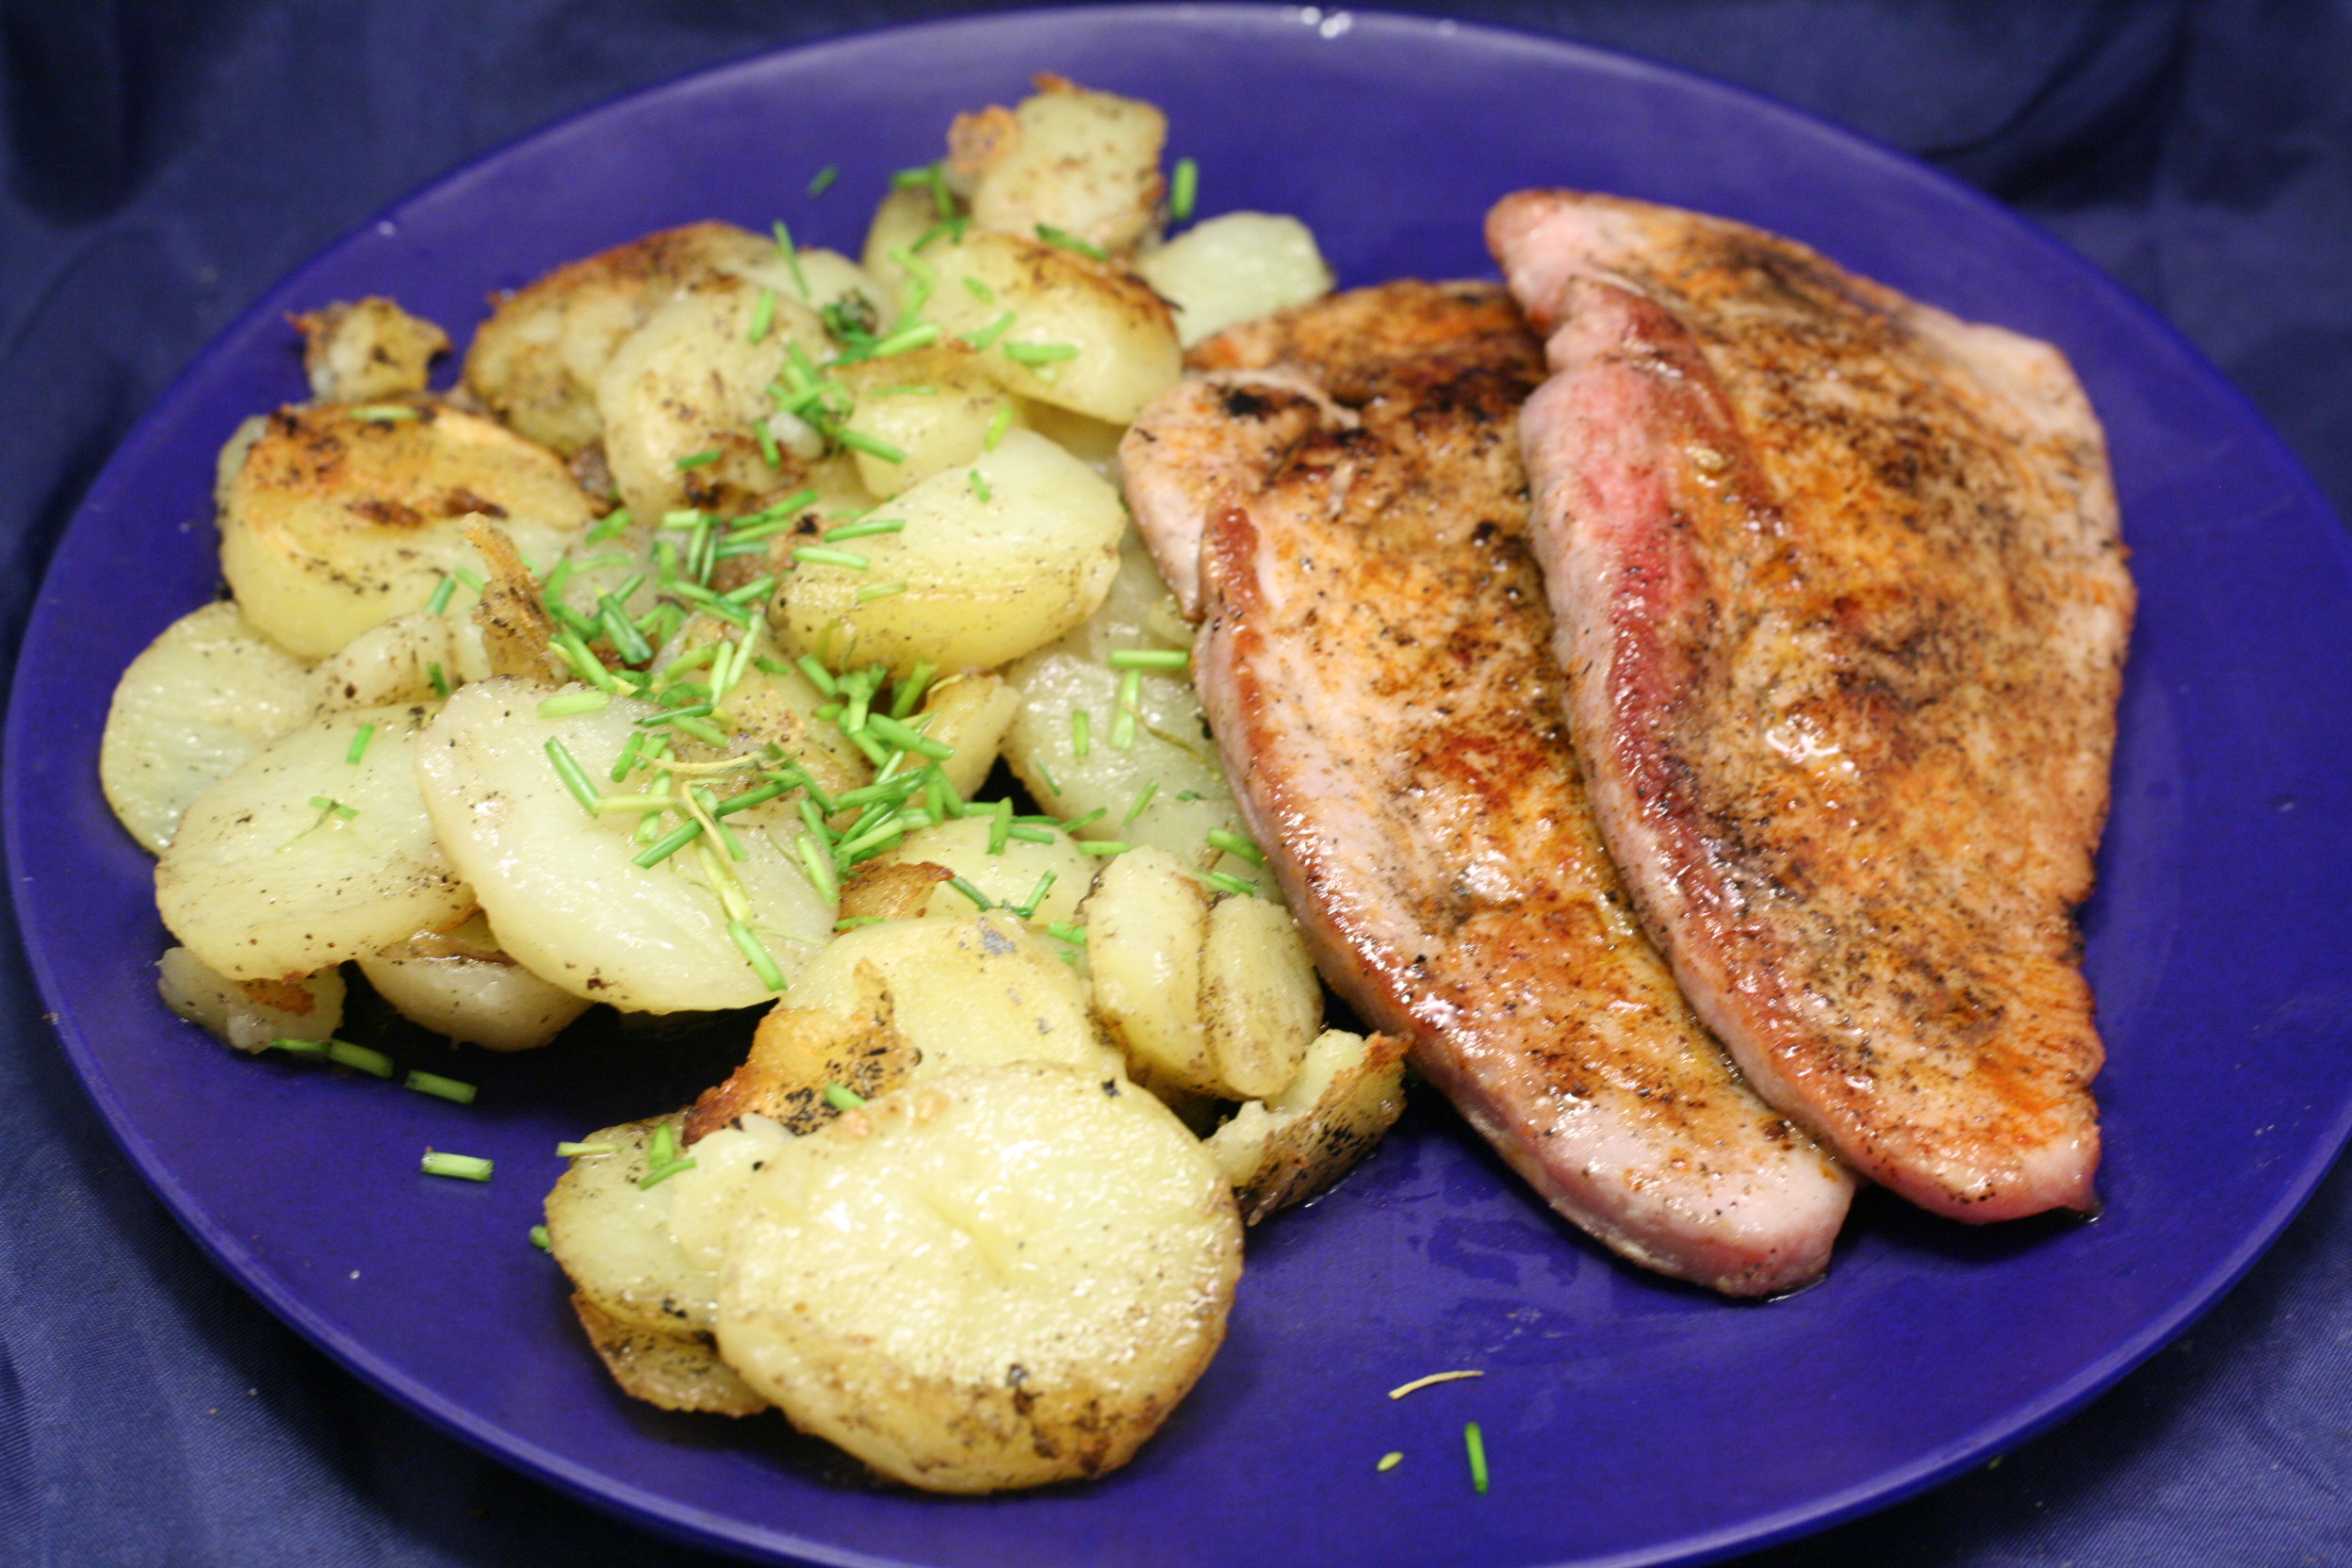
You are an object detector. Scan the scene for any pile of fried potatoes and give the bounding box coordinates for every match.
[101,75,1403,1493]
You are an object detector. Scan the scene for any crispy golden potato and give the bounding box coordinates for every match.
[857,816,1093,929]
[951,75,1168,258]
[291,297,450,401]
[155,945,344,1053]
[1206,1029,1409,1223]
[715,1061,1241,1492]
[571,1295,770,1416]
[1199,891,1323,1100]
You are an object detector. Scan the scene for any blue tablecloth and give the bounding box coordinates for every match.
[4,3,2348,1563]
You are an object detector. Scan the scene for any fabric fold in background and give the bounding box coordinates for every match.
[2,3,2349,1565]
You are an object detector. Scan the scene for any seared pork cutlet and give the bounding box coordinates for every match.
[1489,192,2133,1222]
[1121,282,1854,1297]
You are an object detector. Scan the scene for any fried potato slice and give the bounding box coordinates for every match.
[1136,213,1335,347]
[155,703,472,981]
[715,1061,1242,1493]
[1205,1029,1409,1224]
[291,296,449,401]
[357,920,590,1052]
[833,344,1024,499]
[1083,846,1214,1093]
[155,945,345,1053]
[570,1295,770,1417]
[951,75,1168,259]
[855,815,1093,928]
[685,961,909,1138]
[311,608,492,711]
[1199,890,1323,1100]
[102,601,316,854]
[220,402,595,659]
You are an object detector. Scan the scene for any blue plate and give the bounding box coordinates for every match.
[11,8,2352,1566]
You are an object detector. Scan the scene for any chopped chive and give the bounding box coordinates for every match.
[794,655,839,696]
[1002,340,1080,366]
[890,661,936,718]
[988,797,1013,855]
[345,724,376,765]
[1005,823,1056,844]
[1035,223,1109,261]
[866,711,953,759]
[405,1070,478,1104]
[1045,921,1086,946]
[1170,156,1199,222]
[1070,709,1092,757]
[661,507,707,531]
[556,1141,617,1157]
[328,1039,395,1078]
[754,420,783,467]
[1123,779,1160,825]
[795,833,840,903]
[1060,806,1107,831]
[835,427,906,464]
[1206,827,1267,865]
[587,507,633,544]
[554,632,614,691]
[537,689,610,718]
[1109,647,1189,670]
[675,449,723,470]
[636,1156,697,1191]
[427,662,450,697]
[530,1224,552,1250]
[307,795,358,822]
[835,915,887,931]
[1035,760,1062,795]
[599,597,652,664]
[948,875,993,911]
[824,516,907,542]
[1200,869,1259,897]
[634,818,710,869]
[728,921,789,990]
[967,467,993,503]
[421,1151,493,1181]
[1075,840,1132,857]
[1464,1423,1489,1494]
[807,163,838,196]
[544,738,602,816]
[711,776,792,817]
[346,402,420,421]
[723,573,778,604]
[824,1082,868,1112]
[267,1036,330,1056]
[962,275,996,302]
[772,220,809,296]
[868,321,942,358]
[607,731,647,783]
[647,1123,678,1169]
[793,546,871,569]
[910,213,968,252]
[1111,669,1142,748]
[1010,871,1057,920]
[983,403,1015,450]
[426,574,459,614]
[963,311,1017,352]
[747,286,777,344]
[854,580,907,603]
[1378,1451,1403,1474]
[450,566,486,594]
[655,642,721,685]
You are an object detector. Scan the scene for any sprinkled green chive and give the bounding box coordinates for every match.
[983,403,1015,450]
[1075,840,1132,857]
[1111,669,1142,748]
[422,1151,493,1181]
[307,795,358,822]
[807,163,838,196]
[964,311,1017,351]
[795,833,840,903]
[711,776,792,817]
[267,1036,329,1057]
[530,1224,552,1250]
[656,642,721,684]
[963,467,994,505]
[662,507,707,530]
[1378,1451,1403,1474]
[1123,779,1161,825]
[674,715,729,747]
[790,655,837,697]
[836,915,888,931]
[772,220,810,296]
[587,507,634,544]
[824,1082,868,1112]
[676,448,723,471]
[1170,156,1199,222]
[729,921,789,990]
[948,875,993,911]
[347,402,420,421]
[1010,871,1057,920]
[1035,223,1109,261]
[647,1122,678,1168]
[426,574,459,614]
[1464,1423,1489,1494]
[451,566,486,593]
[1206,827,1267,865]
[343,724,377,766]
[1045,921,1087,946]
[1201,869,1259,897]
[537,689,609,718]
[963,275,996,302]
[543,737,602,816]
[887,661,935,718]
[554,633,614,691]
[1002,340,1080,366]
[319,1038,392,1077]
[405,1070,478,1104]
[556,1141,616,1157]
[722,574,778,605]
[835,428,906,464]
[607,732,647,784]
[1070,709,1093,756]
[599,598,652,664]
[427,662,451,697]
[636,1155,696,1191]
[793,546,872,569]
[1035,760,1062,795]
[824,516,907,542]
[754,422,783,467]
[747,286,777,344]
[869,321,942,358]
[1004,823,1055,845]
[988,797,1014,855]
[866,712,954,759]
[1109,647,1189,670]
[1060,807,1109,831]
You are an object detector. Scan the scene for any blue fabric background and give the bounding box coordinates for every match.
[3,3,2347,1563]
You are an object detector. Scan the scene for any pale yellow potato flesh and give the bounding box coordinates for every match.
[715,1061,1241,1492]
[908,671,1021,800]
[956,82,1168,257]
[1204,1029,1409,1224]
[102,601,316,854]
[834,344,1022,498]
[155,946,345,1053]
[545,1115,720,1334]
[292,296,449,401]
[1136,213,1336,347]
[857,817,1093,928]
[1198,892,1323,1100]
[219,403,595,659]
[311,608,492,711]
[155,703,472,981]
[1082,847,1215,1094]
[356,944,590,1052]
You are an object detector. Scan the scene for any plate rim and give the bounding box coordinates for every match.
[9,7,2352,1567]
